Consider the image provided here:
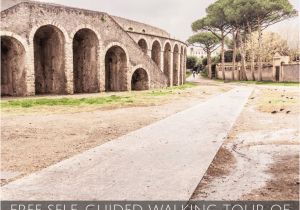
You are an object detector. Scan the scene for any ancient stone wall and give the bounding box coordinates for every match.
[216,63,299,82]
[0,1,187,96]
[112,16,170,38]
[281,64,300,82]
[125,32,187,86]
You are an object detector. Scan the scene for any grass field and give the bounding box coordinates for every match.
[1,82,198,109]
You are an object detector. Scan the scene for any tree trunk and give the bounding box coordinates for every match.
[232,29,236,81]
[257,17,263,81]
[248,22,255,81]
[207,51,212,79]
[238,29,247,81]
[221,30,225,80]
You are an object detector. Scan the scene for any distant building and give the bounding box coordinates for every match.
[187,46,206,58]
[273,52,290,66]
[187,45,219,59]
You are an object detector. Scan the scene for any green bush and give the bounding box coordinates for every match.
[186,56,198,69]
[201,68,208,77]
[202,55,221,66]
[224,50,241,62]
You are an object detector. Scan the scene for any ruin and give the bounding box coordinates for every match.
[1,36,26,96]
[0,1,187,96]
[73,28,99,93]
[131,68,149,91]
[34,25,66,95]
[105,46,128,92]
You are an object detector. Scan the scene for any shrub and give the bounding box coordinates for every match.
[186,56,198,69]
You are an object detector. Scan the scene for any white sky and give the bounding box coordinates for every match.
[35,0,299,42]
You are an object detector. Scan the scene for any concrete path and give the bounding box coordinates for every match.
[1,87,253,200]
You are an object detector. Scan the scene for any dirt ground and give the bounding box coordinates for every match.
[191,85,299,200]
[1,78,299,201]
[1,78,231,185]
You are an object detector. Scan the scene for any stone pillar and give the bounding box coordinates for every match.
[64,40,74,94]
[183,53,186,84]
[99,43,106,92]
[126,65,131,91]
[169,51,174,87]
[180,52,184,85]
[147,48,151,57]
[178,52,182,86]
[160,50,164,71]
[26,42,35,96]
[176,52,180,86]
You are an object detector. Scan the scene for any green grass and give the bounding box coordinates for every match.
[175,82,197,89]
[1,82,198,109]
[147,82,197,96]
[214,79,299,86]
[1,95,133,108]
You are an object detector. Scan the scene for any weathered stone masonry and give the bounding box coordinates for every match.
[0,1,187,96]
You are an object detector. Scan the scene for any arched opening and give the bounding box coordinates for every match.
[1,36,26,96]
[131,68,149,91]
[173,45,179,86]
[105,46,128,91]
[163,43,172,86]
[138,39,148,54]
[151,40,161,68]
[73,28,99,93]
[180,46,184,85]
[34,25,66,94]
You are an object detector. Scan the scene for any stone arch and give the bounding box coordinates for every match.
[173,44,179,86]
[151,39,162,68]
[104,45,128,91]
[163,42,172,86]
[1,36,27,96]
[0,31,29,52]
[33,24,67,94]
[131,68,149,91]
[70,24,102,43]
[73,28,99,93]
[138,38,148,54]
[29,21,69,45]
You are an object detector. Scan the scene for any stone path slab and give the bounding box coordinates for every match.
[0,171,21,180]
[1,87,253,200]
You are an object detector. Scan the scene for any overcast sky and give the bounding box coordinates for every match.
[35,0,299,42]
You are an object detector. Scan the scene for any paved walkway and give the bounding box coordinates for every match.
[2,87,253,200]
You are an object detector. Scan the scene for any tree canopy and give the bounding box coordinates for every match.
[191,0,231,37]
[187,32,220,52]
[190,0,298,81]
